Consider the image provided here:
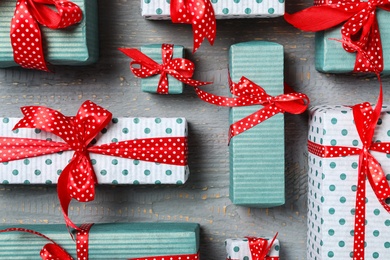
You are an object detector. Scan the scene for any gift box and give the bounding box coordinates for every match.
[141,0,284,19]
[141,44,184,94]
[307,105,390,259]
[229,41,285,207]
[315,10,390,74]
[0,116,189,185]
[0,0,99,69]
[225,237,280,259]
[0,222,200,259]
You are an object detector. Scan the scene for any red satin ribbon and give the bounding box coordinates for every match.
[119,44,211,94]
[170,0,216,52]
[0,100,188,230]
[195,76,309,141]
[284,0,390,73]
[10,0,83,72]
[308,88,390,259]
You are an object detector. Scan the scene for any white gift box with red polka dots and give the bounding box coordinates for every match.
[0,117,189,185]
[225,237,280,259]
[307,105,390,259]
[141,0,284,19]
[0,0,99,68]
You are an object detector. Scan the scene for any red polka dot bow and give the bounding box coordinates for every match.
[0,101,188,230]
[308,86,390,259]
[9,0,83,72]
[170,0,216,52]
[245,233,279,260]
[195,76,309,142]
[284,0,390,73]
[119,44,212,94]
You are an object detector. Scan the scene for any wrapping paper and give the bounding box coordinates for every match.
[229,41,285,207]
[225,237,280,259]
[0,222,200,259]
[315,9,390,74]
[141,0,284,19]
[0,117,189,185]
[0,0,99,68]
[307,105,390,259]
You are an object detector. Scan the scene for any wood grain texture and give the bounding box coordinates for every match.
[0,0,389,259]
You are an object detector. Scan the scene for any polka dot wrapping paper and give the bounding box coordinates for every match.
[141,0,284,19]
[307,105,390,259]
[315,10,390,74]
[0,222,199,259]
[0,117,189,185]
[0,0,99,69]
[225,237,280,259]
[229,41,285,207]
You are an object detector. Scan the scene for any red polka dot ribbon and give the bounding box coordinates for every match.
[308,87,390,259]
[129,252,200,260]
[119,44,212,94]
[170,0,216,52]
[9,0,83,72]
[244,233,279,260]
[195,76,309,142]
[284,0,390,73]
[0,100,188,230]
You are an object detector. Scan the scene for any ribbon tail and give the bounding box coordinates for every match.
[284,6,355,31]
[366,155,390,213]
[41,243,74,260]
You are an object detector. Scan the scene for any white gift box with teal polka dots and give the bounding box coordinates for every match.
[0,117,189,185]
[307,105,390,259]
[225,237,280,259]
[141,0,284,19]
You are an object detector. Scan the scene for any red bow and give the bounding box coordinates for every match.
[119,44,212,94]
[284,0,390,72]
[1,101,188,230]
[0,224,198,260]
[170,0,216,52]
[246,234,279,260]
[9,0,83,72]
[195,76,309,141]
[308,87,390,259]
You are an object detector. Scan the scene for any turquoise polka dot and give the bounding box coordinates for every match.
[166,170,172,176]
[100,170,107,176]
[331,118,337,124]
[222,8,229,14]
[373,230,380,237]
[386,174,390,180]
[275,245,280,251]
[268,7,274,14]
[166,0,170,3]
[176,118,183,124]
[166,128,172,134]
[351,185,357,192]
[329,185,336,191]
[122,128,129,134]
[133,180,140,185]
[330,139,337,145]
[57,169,62,175]
[330,162,336,168]
[144,170,151,176]
[243,257,249,260]
[339,218,345,225]
[339,241,345,247]
[112,180,118,184]
[91,159,97,165]
[23,159,30,165]
[2,180,9,184]
[321,196,325,203]
[133,160,140,165]
[328,251,334,257]
[112,118,119,124]
[24,180,30,184]
[340,173,346,180]
[373,252,379,258]
[156,8,163,14]
[101,128,107,134]
[328,229,335,236]
[2,118,9,123]
[45,159,52,165]
[45,180,52,184]
[12,170,18,176]
[35,129,41,134]
[133,118,140,124]
[155,118,161,124]
[112,138,118,143]
[374,209,380,216]
[341,129,348,136]
[34,170,41,176]
[351,208,356,215]
[144,0,151,3]
[122,170,128,176]
[256,0,262,3]
[329,208,335,214]
[155,180,161,184]
[234,246,240,252]
[12,129,19,134]
[377,119,382,125]
[244,8,251,14]
[351,162,358,169]
[385,242,390,248]
[144,128,151,134]
[176,180,183,185]
[112,159,118,165]
[385,220,390,226]
[211,0,218,3]
[323,129,326,135]
[352,140,359,146]
[340,196,346,203]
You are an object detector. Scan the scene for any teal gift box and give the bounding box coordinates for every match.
[315,10,390,74]
[0,222,200,259]
[0,0,99,68]
[140,44,184,94]
[229,41,285,207]
[307,105,390,259]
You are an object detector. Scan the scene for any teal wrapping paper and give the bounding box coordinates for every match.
[315,10,390,74]
[229,41,285,207]
[140,44,184,94]
[0,222,200,259]
[0,0,99,68]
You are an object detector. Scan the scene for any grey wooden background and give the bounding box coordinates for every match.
[0,0,389,259]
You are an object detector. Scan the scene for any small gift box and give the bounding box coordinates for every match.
[0,0,99,71]
[229,41,285,207]
[225,236,280,260]
[141,0,284,19]
[307,104,390,259]
[0,222,200,259]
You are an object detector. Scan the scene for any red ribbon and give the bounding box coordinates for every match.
[9,0,83,72]
[195,76,309,141]
[170,0,216,52]
[284,0,390,73]
[308,87,390,259]
[0,100,188,230]
[0,224,198,260]
[119,44,212,94]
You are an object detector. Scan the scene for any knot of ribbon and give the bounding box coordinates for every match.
[119,44,212,94]
[195,75,309,141]
[308,86,390,259]
[170,0,216,52]
[10,0,83,72]
[0,100,188,230]
[0,224,199,260]
[284,0,390,72]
